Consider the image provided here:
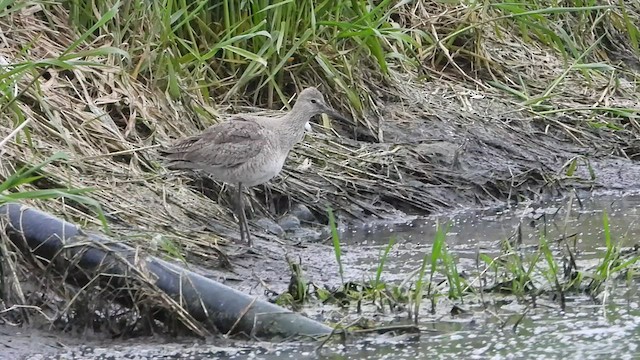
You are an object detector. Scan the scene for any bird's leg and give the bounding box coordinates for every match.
[237,182,253,247]
[236,182,245,243]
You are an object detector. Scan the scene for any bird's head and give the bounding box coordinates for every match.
[294,87,348,123]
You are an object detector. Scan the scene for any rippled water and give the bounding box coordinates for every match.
[339,191,640,282]
[237,298,640,359]
[247,191,640,359]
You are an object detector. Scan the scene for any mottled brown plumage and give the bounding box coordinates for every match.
[161,87,347,246]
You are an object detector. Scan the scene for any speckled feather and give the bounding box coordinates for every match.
[161,87,345,187]
[160,87,346,245]
[162,116,268,169]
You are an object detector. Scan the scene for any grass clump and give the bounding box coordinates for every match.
[275,208,640,332]
[58,1,640,137]
[64,0,426,120]
[0,150,107,228]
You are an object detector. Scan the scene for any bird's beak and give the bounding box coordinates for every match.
[323,105,349,122]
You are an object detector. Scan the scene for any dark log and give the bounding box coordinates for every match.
[0,203,332,339]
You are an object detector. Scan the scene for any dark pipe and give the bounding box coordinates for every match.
[0,203,332,338]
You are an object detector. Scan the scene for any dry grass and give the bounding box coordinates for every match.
[0,2,637,271]
[0,217,210,336]
[0,5,232,249]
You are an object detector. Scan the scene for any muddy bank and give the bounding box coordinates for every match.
[6,85,640,358]
[214,87,640,306]
[8,190,640,359]
[0,323,249,360]
[317,89,640,219]
[236,84,640,241]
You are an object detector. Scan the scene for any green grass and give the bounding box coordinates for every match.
[586,210,640,296]
[275,256,309,309]
[327,208,344,284]
[373,236,395,292]
[51,1,640,129]
[0,151,107,230]
[280,210,640,329]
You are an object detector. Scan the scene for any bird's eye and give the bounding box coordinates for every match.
[310,99,317,104]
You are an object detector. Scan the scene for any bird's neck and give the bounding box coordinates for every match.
[277,111,312,149]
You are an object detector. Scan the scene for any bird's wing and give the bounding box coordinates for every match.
[162,116,268,168]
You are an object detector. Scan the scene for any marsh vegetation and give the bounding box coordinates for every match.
[1,0,640,358]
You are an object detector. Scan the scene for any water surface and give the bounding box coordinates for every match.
[262,191,640,359]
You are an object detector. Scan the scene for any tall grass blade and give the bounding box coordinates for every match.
[374,236,395,289]
[0,152,108,230]
[327,208,344,284]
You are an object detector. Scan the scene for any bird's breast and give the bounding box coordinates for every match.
[230,149,288,187]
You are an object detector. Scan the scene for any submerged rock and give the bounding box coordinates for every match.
[255,217,285,237]
[278,214,301,231]
[289,227,324,242]
[290,203,317,223]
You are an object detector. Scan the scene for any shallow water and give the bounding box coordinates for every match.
[240,297,640,359]
[25,192,640,359]
[254,191,640,359]
[339,191,640,282]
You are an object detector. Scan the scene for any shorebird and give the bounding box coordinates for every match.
[161,87,347,247]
